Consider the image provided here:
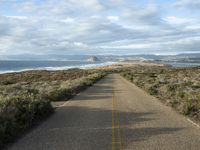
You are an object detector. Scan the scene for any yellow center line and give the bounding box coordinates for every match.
[112,79,123,150]
[115,97,123,150]
[112,93,116,150]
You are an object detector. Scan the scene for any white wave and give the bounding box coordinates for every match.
[0,61,117,74]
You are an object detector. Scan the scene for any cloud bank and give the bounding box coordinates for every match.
[0,0,200,55]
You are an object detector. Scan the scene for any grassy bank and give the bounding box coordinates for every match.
[0,95,53,148]
[121,65,200,122]
[0,69,106,148]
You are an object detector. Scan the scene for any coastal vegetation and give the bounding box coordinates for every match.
[121,65,200,122]
[0,69,106,148]
[1,63,200,148]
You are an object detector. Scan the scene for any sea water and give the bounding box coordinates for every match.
[0,60,116,74]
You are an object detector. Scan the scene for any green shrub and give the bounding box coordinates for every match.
[170,100,179,108]
[148,85,158,95]
[43,88,73,101]
[0,95,53,148]
[0,69,106,148]
[121,72,134,81]
[41,72,106,102]
[167,84,178,92]
[176,91,184,98]
[120,66,200,121]
[183,99,194,115]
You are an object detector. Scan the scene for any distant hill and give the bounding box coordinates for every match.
[0,53,200,63]
[86,56,100,62]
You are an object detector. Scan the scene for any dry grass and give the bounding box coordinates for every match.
[121,65,200,121]
[0,69,106,148]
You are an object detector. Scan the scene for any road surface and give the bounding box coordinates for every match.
[7,74,200,150]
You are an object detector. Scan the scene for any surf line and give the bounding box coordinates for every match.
[112,78,123,150]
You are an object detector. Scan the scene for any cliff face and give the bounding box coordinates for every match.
[87,56,100,62]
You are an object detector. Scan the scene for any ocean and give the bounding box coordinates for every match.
[1,60,200,74]
[161,62,200,68]
[0,60,116,74]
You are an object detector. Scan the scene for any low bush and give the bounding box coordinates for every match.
[0,94,53,148]
[148,84,159,95]
[41,72,106,101]
[120,66,200,122]
[0,69,106,148]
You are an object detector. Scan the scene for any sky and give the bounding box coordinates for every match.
[0,0,200,55]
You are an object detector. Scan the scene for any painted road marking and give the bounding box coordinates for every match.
[112,94,116,150]
[187,119,200,129]
[115,96,123,150]
[112,79,123,150]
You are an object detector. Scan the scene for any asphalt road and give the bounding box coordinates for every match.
[7,74,200,150]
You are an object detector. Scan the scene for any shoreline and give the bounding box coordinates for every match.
[0,62,200,148]
[0,61,117,74]
[1,60,200,75]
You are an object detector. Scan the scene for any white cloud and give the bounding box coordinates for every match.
[73,42,88,48]
[99,43,152,49]
[173,0,200,9]
[0,0,200,55]
[14,0,104,17]
[107,16,120,22]
[164,16,193,25]
[4,16,28,20]
[122,4,162,26]
[76,0,103,11]
[60,18,75,23]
